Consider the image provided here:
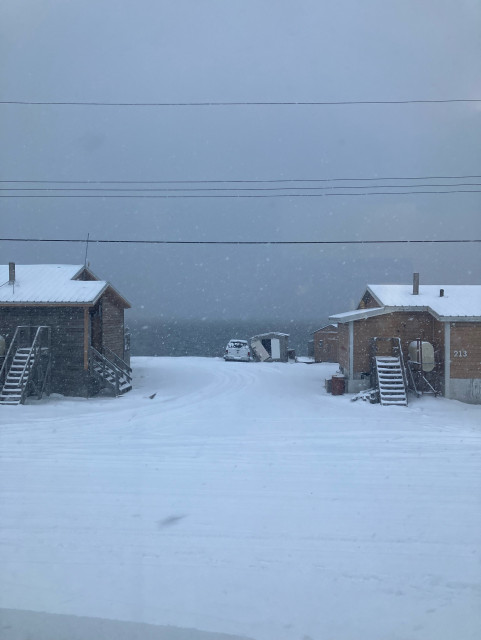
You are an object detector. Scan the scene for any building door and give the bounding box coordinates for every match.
[271,338,281,360]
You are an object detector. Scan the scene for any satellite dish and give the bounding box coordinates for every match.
[409,340,435,372]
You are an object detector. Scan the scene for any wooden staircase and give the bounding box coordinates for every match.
[375,356,408,406]
[0,326,51,405]
[89,346,132,396]
[0,348,36,405]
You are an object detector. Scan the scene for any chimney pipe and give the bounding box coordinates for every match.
[440,289,444,297]
[413,272,419,295]
[8,262,15,284]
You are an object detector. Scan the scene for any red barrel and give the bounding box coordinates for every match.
[331,375,346,395]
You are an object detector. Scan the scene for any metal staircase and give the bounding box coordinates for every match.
[89,346,132,396]
[0,326,51,405]
[375,356,408,406]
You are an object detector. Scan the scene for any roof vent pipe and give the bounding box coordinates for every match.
[440,289,444,297]
[413,272,419,295]
[8,262,15,284]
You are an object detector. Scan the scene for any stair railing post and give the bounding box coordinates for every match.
[0,326,21,386]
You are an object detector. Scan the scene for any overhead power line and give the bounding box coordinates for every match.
[1,99,480,107]
[1,189,480,198]
[1,174,481,184]
[2,183,480,193]
[1,238,479,246]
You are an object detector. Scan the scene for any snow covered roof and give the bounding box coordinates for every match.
[312,323,338,334]
[330,284,481,323]
[367,284,481,321]
[0,264,130,306]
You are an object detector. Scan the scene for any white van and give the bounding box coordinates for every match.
[224,339,250,362]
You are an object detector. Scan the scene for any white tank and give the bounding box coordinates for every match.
[409,340,435,372]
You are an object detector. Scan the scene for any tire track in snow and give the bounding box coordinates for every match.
[134,359,260,421]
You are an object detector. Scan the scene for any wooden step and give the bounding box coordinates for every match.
[375,355,407,406]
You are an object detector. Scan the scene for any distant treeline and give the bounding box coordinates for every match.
[129,317,322,358]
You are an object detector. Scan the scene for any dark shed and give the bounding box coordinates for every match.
[0,264,132,403]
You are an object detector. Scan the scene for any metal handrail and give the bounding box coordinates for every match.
[396,338,409,404]
[406,361,420,397]
[18,326,51,403]
[0,325,51,403]
[17,341,36,391]
[0,326,21,383]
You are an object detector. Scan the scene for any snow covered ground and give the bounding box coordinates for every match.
[1,357,480,640]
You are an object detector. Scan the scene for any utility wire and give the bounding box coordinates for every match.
[1,190,480,198]
[2,183,480,193]
[1,99,480,107]
[1,238,479,246]
[1,175,481,184]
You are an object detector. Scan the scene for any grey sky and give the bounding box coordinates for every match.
[1,0,480,322]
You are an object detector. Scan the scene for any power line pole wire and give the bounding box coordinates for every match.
[1,238,480,246]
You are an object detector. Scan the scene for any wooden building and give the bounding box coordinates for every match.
[329,275,481,404]
[311,324,339,363]
[0,263,132,404]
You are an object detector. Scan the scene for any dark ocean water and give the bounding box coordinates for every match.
[129,317,321,358]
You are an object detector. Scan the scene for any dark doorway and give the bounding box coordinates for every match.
[261,339,272,356]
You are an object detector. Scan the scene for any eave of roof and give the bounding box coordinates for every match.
[104,283,132,309]
[330,304,481,324]
[75,266,131,308]
[312,323,338,334]
[329,307,387,323]
[365,284,481,321]
[1,285,131,309]
[0,264,131,308]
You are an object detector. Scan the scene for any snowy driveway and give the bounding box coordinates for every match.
[1,357,480,640]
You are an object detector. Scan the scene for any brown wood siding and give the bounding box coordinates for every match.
[313,327,339,363]
[450,323,481,379]
[74,268,98,281]
[337,323,350,372]
[101,291,124,358]
[0,306,86,395]
[89,300,102,351]
[353,311,444,374]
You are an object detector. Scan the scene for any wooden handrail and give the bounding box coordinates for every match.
[102,345,132,375]
[89,346,131,396]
